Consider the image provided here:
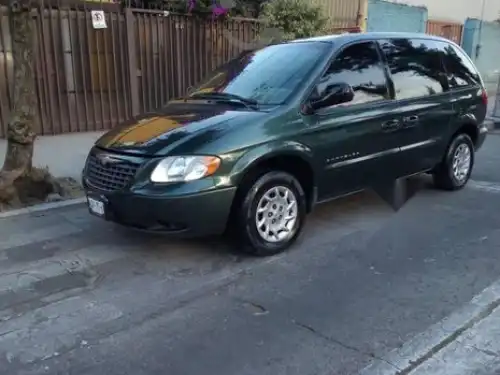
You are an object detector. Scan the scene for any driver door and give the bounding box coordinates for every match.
[301,41,403,200]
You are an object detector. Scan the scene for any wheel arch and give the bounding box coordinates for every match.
[452,116,480,148]
[229,141,318,215]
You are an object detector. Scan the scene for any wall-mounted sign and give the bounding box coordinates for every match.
[91,10,107,29]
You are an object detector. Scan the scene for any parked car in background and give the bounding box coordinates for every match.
[82,32,488,256]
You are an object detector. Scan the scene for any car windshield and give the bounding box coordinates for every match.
[186,42,330,106]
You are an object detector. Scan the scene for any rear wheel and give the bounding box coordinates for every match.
[233,171,307,256]
[433,133,474,190]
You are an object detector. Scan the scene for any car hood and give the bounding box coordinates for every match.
[95,102,266,156]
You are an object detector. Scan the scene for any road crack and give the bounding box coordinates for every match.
[292,319,402,372]
[469,344,500,358]
[235,297,269,316]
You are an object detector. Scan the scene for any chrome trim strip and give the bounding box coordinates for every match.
[399,139,436,152]
[327,139,437,170]
[326,147,399,169]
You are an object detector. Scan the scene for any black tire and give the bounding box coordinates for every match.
[233,171,307,257]
[433,133,474,191]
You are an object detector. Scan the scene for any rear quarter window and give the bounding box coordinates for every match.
[378,38,448,100]
[435,41,481,88]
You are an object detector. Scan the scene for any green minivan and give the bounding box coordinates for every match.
[83,32,488,256]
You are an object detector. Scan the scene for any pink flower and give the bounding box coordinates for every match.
[186,0,229,18]
[213,6,229,16]
[212,0,229,18]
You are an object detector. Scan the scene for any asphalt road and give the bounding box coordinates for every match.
[2,134,500,375]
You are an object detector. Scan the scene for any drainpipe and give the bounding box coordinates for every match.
[475,0,487,60]
[357,0,368,32]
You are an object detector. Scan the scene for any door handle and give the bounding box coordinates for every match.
[403,115,419,129]
[381,119,401,132]
[403,116,418,124]
[403,116,419,129]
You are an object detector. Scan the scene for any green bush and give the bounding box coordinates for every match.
[260,0,328,40]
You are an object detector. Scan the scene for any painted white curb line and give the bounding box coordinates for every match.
[0,197,86,219]
[359,278,500,375]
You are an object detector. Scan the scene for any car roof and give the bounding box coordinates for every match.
[288,32,454,46]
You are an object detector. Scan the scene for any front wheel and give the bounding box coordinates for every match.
[433,133,474,190]
[235,171,307,257]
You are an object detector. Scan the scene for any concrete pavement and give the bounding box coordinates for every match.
[404,307,500,375]
[1,135,500,374]
[360,275,500,375]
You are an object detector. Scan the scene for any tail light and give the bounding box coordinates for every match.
[481,88,488,106]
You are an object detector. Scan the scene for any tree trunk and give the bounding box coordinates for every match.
[0,0,37,203]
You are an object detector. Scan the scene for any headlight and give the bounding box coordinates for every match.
[150,156,221,183]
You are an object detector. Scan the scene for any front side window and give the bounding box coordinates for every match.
[436,42,481,88]
[187,42,330,106]
[313,41,390,107]
[379,38,448,100]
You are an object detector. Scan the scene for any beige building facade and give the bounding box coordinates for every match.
[388,0,500,22]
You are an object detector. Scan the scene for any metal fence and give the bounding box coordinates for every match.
[0,5,260,138]
[426,19,463,45]
[312,0,365,30]
[462,18,500,121]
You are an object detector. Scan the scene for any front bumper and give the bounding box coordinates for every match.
[83,184,237,237]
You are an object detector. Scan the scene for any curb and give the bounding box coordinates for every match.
[359,277,500,375]
[486,117,500,127]
[485,118,500,134]
[0,197,86,219]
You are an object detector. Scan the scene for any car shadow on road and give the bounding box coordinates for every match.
[94,175,435,260]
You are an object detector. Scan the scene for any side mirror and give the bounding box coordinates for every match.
[305,83,354,113]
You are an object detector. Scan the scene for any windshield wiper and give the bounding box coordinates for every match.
[187,92,259,109]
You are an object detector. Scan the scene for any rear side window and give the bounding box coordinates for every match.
[314,41,390,107]
[435,41,481,88]
[378,38,448,100]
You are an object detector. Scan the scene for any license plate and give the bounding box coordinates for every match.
[87,196,105,217]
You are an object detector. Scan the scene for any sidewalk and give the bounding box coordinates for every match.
[0,131,104,179]
[409,307,500,375]
[360,278,500,375]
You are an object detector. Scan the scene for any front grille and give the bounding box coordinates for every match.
[85,154,140,191]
